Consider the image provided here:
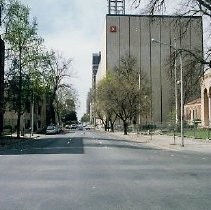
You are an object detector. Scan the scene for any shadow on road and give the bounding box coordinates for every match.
[0,137,84,155]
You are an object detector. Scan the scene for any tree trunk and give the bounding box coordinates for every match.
[104,121,107,131]
[123,121,128,135]
[0,37,5,136]
[17,48,22,138]
[17,113,21,138]
[110,121,114,132]
[49,98,55,125]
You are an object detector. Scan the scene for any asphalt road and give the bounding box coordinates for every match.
[0,130,211,210]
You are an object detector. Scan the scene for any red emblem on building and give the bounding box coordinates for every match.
[110,26,117,32]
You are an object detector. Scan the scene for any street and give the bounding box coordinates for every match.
[0,130,211,210]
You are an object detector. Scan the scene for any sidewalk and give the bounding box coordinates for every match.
[108,131,211,154]
[0,133,45,146]
[10,133,45,139]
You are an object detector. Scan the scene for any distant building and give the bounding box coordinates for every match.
[90,52,101,125]
[201,69,211,127]
[4,96,46,133]
[184,69,211,127]
[96,14,203,124]
[184,98,201,124]
[86,89,91,115]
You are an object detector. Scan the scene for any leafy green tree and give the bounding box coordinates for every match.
[81,113,90,123]
[96,77,117,132]
[3,0,43,138]
[0,0,77,136]
[55,88,77,125]
[96,55,150,135]
[62,111,77,125]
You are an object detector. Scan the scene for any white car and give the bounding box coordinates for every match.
[46,125,59,134]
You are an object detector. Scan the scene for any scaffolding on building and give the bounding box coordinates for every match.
[108,0,125,15]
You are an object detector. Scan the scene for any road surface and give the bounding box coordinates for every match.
[0,130,211,210]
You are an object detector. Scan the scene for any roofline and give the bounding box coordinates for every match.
[106,14,202,19]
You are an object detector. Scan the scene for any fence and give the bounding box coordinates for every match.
[114,120,211,140]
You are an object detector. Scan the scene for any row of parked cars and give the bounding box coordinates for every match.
[44,124,94,135]
[65,124,93,130]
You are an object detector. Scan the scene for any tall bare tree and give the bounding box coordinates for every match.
[42,51,73,125]
[131,0,211,110]
[131,0,211,64]
[131,0,211,17]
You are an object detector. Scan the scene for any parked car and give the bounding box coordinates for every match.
[85,125,94,130]
[70,124,77,129]
[83,125,90,130]
[46,125,59,134]
[77,125,83,130]
[65,125,70,129]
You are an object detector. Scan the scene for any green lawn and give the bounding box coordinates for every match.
[168,128,211,140]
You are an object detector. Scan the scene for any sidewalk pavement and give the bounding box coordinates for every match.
[11,133,45,139]
[0,133,43,146]
[108,131,211,154]
[4,132,44,141]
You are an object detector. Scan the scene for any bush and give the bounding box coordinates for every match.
[142,124,156,130]
[3,125,12,130]
[3,125,13,135]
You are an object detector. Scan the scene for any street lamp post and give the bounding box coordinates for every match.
[0,35,4,136]
[137,71,141,135]
[151,38,184,147]
[179,53,184,147]
[174,38,178,125]
[138,72,141,125]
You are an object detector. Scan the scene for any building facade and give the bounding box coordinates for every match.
[96,14,203,124]
[184,69,211,127]
[184,98,201,124]
[90,53,101,125]
[201,69,211,127]
[4,97,46,133]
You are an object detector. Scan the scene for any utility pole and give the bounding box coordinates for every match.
[151,38,184,147]
[0,5,5,136]
[180,52,184,147]
[30,91,34,137]
[138,72,141,125]
[174,38,178,125]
